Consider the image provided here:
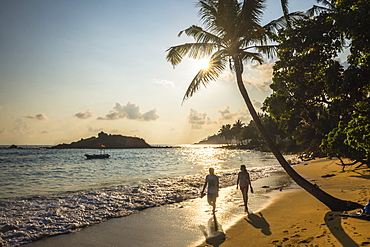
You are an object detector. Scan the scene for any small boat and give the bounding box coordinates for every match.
[85,145,110,159]
[85,153,110,159]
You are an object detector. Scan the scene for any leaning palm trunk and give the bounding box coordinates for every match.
[167,0,363,212]
[233,56,362,211]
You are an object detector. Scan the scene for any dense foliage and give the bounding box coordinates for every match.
[263,0,370,166]
[217,117,300,153]
[168,0,364,210]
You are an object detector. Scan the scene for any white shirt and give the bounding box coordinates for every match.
[205,174,219,193]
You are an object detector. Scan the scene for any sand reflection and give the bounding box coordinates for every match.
[199,213,226,247]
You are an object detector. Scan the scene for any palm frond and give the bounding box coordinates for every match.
[166,43,218,67]
[178,25,223,46]
[182,50,227,102]
[306,5,331,16]
[235,0,269,45]
[167,0,288,102]
[251,45,277,59]
[217,0,240,38]
[197,0,219,31]
[280,0,297,29]
[240,51,264,65]
[240,0,266,30]
[281,0,289,18]
[240,24,268,48]
[264,11,306,33]
[316,0,334,8]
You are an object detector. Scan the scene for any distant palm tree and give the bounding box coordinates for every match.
[218,124,233,145]
[166,0,362,210]
[231,120,245,145]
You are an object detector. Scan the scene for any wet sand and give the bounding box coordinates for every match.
[23,171,292,247]
[198,158,370,247]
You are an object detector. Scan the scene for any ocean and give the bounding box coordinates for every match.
[0,145,296,246]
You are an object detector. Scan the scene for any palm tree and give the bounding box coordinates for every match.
[166,0,362,210]
[306,0,335,16]
[231,120,245,145]
[218,124,233,145]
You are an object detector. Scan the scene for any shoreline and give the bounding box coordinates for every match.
[22,170,291,247]
[197,158,370,246]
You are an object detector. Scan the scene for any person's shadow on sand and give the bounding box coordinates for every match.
[244,212,271,235]
[199,213,226,247]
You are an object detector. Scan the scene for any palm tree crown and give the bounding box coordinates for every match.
[166,0,278,103]
[166,0,363,211]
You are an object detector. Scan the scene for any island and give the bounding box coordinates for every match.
[51,131,151,149]
[194,134,228,145]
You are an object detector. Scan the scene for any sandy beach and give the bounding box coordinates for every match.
[198,158,370,247]
[23,170,291,247]
[21,158,370,247]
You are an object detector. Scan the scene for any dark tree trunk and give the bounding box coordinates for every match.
[233,56,363,211]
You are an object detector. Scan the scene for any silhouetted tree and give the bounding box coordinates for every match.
[218,124,233,145]
[166,0,362,210]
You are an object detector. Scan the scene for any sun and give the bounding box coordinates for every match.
[195,58,212,71]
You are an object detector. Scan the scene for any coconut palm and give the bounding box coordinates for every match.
[218,124,233,145]
[166,0,362,210]
[231,120,245,145]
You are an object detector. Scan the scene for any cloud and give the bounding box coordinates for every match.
[0,128,5,134]
[74,109,93,119]
[218,105,234,120]
[141,109,160,121]
[191,124,203,130]
[154,79,174,87]
[88,126,103,132]
[98,102,159,121]
[243,60,274,90]
[10,119,33,134]
[41,130,49,134]
[218,105,251,122]
[253,100,262,109]
[188,109,216,129]
[23,113,48,120]
[235,109,251,122]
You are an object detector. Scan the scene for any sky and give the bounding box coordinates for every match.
[0,0,319,145]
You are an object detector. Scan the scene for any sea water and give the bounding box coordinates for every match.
[0,145,296,246]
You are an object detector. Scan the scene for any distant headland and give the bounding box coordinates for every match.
[51,131,151,149]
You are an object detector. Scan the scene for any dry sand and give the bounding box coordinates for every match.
[198,158,370,247]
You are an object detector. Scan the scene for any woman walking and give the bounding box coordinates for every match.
[236,165,253,212]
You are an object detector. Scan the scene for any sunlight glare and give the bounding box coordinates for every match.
[181,145,227,171]
[195,58,211,72]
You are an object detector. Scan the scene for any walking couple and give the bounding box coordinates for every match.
[201,165,253,213]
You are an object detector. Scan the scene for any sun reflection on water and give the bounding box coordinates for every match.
[179,145,242,172]
[178,144,278,174]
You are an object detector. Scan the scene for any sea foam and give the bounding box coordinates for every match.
[0,166,280,246]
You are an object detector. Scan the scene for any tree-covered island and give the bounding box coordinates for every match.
[51,131,151,149]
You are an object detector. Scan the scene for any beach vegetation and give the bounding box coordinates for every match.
[218,124,233,145]
[166,0,363,210]
[214,117,301,153]
[264,0,370,168]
